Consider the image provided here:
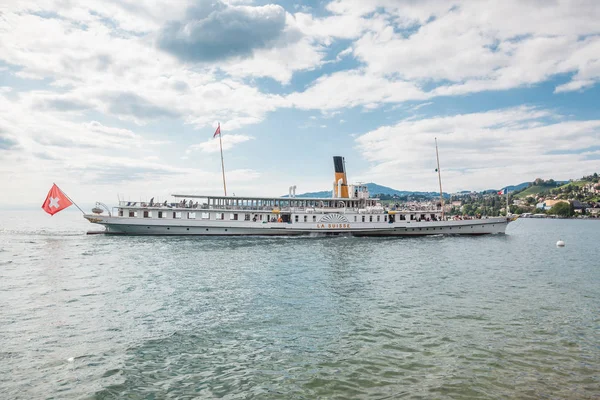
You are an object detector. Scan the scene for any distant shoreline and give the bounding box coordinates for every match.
[517,216,599,220]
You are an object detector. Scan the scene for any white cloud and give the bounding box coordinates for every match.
[354,106,600,191]
[328,0,600,96]
[220,27,326,84]
[286,69,428,110]
[0,6,283,129]
[188,134,254,153]
[336,46,353,61]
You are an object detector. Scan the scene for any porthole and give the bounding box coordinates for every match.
[167,227,170,230]
[225,229,228,232]
[187,228,190,231]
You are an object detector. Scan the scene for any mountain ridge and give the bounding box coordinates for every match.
[287,183,449,198]
[287,181,558,198]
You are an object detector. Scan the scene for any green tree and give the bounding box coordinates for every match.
[462,204,474,216]
[548,202,571,217]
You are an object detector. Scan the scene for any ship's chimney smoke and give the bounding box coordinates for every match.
[333,156,349,198]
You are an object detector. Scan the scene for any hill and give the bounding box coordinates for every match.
[287,178,588,200]
[514,184,556,198]
[504,182,531,192]
[289,183,447,198]
[513,179,569,198]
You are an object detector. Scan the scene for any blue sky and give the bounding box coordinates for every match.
[1,0,600,207]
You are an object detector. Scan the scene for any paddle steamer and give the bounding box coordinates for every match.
[84,157,509,236]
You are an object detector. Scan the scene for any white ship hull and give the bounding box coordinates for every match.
[85,214,508,236]
[85,156,512,237]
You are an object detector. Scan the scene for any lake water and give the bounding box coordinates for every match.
[1,211,599,399]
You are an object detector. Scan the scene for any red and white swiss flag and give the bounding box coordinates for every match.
[42,184,73,216]
[213,123,221,138]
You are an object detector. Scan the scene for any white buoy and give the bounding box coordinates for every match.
[556,240,565,247]
[67,357,74,363]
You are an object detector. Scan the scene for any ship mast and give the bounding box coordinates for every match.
[217,123,227,196]
[435,137,445,220]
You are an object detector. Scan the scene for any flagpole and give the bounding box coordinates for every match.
[56,183,85,215]
[218,124,227,196]
[435,138,445,220]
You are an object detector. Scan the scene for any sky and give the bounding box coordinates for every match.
[1,0,600,208]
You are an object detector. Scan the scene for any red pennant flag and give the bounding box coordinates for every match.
[213,123,221,138]
[42,184,73,216]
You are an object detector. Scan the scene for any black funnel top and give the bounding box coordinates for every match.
[333,156,345,173]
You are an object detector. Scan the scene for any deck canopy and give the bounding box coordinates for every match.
[170,194,379,210]
[171,194,378,202]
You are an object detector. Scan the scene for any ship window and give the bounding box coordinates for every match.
[354,216,357,222]
[313,215,317,222]
[216,213,223,220]
[202,212,210,219]
[230,213,238,220]
[384,215,388,222]
[377,215,380,222]
[158,211,163,219]
[188,212,196,219]
[369,216,373,222]
[295,215,299,222]
[118,210,123,217]
[362,216,365,222]
[129,211,135,217]
[245,214,251,221]
[304,215,307,222]
[174,212,182,219]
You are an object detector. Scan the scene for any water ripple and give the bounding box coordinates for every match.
[1,214,599,399]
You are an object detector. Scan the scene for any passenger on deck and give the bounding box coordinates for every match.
[149,197,154,206]
[163,200,168,206]
[277,216,283,223]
